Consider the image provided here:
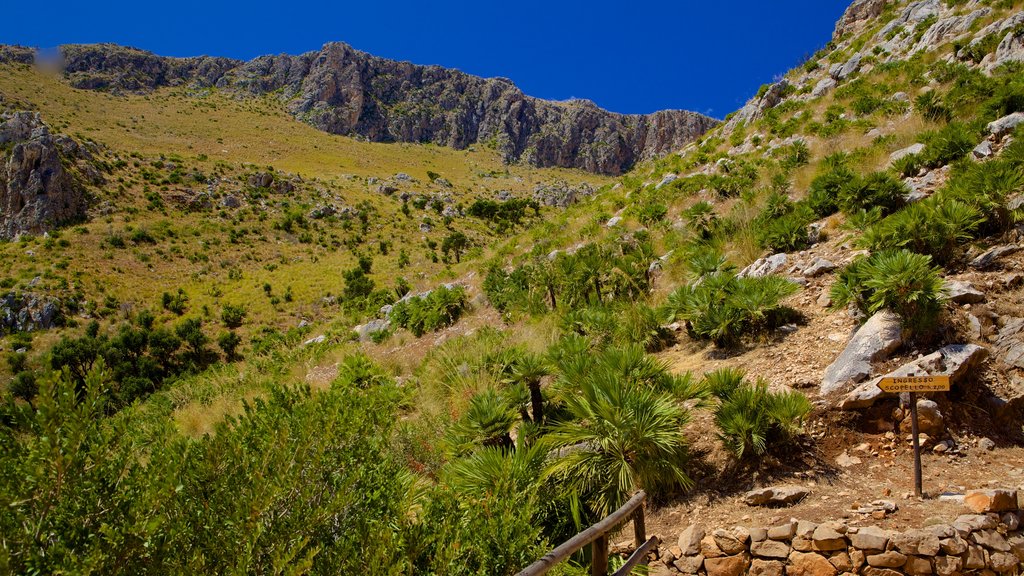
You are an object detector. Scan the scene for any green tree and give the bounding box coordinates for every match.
[441,231,469,263]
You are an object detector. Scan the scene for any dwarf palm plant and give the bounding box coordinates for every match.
[544,366,692,516]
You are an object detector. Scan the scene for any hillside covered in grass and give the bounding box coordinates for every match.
[3,0,1024,574]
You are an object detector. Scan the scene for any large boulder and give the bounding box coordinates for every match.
[821,311,904,397]
[840,344,989,410]
[0,111,87,239]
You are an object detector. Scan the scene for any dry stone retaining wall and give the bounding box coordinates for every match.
[654,490,1024,576]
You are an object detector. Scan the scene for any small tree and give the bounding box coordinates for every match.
[10,371,38,407]
[441,231,469,263]
[218,331,242,361]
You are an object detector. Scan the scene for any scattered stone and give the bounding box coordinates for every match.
[812,78,838,97]
[787,551,838,576]
[840,344,989,410]
[978,437,996,451]
[606,216,622,227]
[867,551,907,568]
[836,452,862,468]
[713,527,751,555]
[804,258,838,278]
[704,554,750,576]
[850,526,890,551]
[890,143,925,163]
[971,529,1011,552]
[969,245,1020,269]
[932,555,961,576]
[743,485,810,507]
[899,399,944,436]
[674,554,705,574]
[943,280,985,304]
[768,522,797,541]
[972,140,993,159]
[890,529,940,556]
[656,173,678,189]
[813,525,847,551]
[751,539,791,559]
[750,558,785,576]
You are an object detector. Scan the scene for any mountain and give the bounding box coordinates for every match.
[0,42,718,175]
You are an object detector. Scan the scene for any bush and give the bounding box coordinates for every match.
[161,288,188,315]
[10,370,38,404]
[662,271,800,347]
[757,203,814,252]
[806,156,855,217]
[830,249,946,334]
[838,171,907,215]
[217,331,242,361]
[390,285,468,337]
[220,303,246,328]
[860,196,983,264]
[707,370,811,459]
[918,122,977,169]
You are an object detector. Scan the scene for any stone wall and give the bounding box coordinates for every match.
[651,490,1024,576]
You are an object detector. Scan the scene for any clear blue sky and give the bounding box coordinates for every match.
[4,0,851,118]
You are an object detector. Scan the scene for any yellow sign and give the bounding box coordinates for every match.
[877,375,951,393]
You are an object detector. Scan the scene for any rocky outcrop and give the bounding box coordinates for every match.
[0,291,64,333]
[1,43,718,175]
[0,111,88,239]
[58,43,240,92]
[833,0,888,41]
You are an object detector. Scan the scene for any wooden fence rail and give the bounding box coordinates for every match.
[515,490,653,576]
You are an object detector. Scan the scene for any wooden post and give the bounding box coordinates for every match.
[592,535,609,576]
[633,504,646,548]
[909,391,923,498]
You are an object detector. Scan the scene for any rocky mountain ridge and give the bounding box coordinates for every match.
[0,43,718,175]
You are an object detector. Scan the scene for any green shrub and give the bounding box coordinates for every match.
[806,157,855,217]
[757,203,814,252]
[915,91,952,122]
[830,249,946,334]
[838,171,907,215]
[390,285,468,337]
[161,288,188,315]
[708,370,811,459]
[918,122,977,169]
[860,197,983,264]
[220,303,246,328]
[662,271,800,347]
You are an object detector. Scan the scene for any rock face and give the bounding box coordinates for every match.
[821,311,904,397]
[0,111,87,239]
[3,43,718,175]
[0,292,63,333]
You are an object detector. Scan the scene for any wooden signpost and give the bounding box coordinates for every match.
[877,375,951,498]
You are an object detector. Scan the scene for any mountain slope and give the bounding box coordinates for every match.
[0,42,718,174]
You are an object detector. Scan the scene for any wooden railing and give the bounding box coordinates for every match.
[515,490,657,576]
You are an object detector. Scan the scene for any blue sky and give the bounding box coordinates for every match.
[4,1,851,118]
